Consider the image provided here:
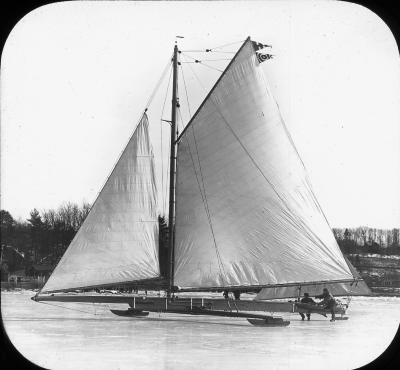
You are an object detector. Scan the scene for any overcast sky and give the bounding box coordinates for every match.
[1,1,399,228]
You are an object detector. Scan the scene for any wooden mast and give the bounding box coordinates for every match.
[168,42,178,296]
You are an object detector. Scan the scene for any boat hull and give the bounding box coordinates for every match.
[33,294,295,313]
[33,294,295,325]
[247,318,290,327]
[34,295,347,313]
[110,308,149,317]
[33,294,347,322]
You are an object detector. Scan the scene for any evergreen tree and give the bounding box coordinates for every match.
[1,210,15,246]
[27,208,43,262]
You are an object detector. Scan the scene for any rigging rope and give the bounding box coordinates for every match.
[199,63,223,73]
[144,54,173,110]
[190,120,229,285]
[180,64,192,118]
[178,63,229,286]
[164,140,170,215]
[181,40,245,54]
[160,66,173,215]
[181,53,223,72]
[37,301,101,316]
[208,51,236,54]
[211,39,246,50]
[177,111,229,286]
[181,58,232,63]
[181,55,209,93]
[197,58,232,62]
[181,39,245,54]
[175,77,183,135]
[181,50,235,54]
[70,54,174,240]
[179,64,227,282]
[177,108,187,140]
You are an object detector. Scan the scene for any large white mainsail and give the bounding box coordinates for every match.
[41,114,160,293]
[174,38,354,289]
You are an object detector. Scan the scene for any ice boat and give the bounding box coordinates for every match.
[33,37,369,326]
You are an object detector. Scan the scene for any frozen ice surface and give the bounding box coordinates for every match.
[2,290,399,370]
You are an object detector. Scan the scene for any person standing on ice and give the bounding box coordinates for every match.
[315,288,336,322]
[299,292,315,321]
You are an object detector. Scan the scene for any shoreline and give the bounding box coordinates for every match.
[2,286,400,298]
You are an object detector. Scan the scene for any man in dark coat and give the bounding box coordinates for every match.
[315,288,336,321]
[299,292,315,321]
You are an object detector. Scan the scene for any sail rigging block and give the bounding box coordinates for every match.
[41,114,160,293]
[174,38,353,289]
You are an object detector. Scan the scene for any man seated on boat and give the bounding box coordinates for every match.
[298,293,315,321]
[222,290,241,300]
[315,288,336,322]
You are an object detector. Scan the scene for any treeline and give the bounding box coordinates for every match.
[1,202,91,271]
[2,203,400,274]
[333,227,400,255]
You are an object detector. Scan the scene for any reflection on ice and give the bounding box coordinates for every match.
[1,290,399,370]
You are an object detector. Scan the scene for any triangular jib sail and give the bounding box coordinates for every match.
[41,114,160,293]
[174,38,354,289]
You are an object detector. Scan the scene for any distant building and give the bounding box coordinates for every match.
[26,264,54,280]
[383,273,400,288]
[8,269,26,283]
[1,260,9,282]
